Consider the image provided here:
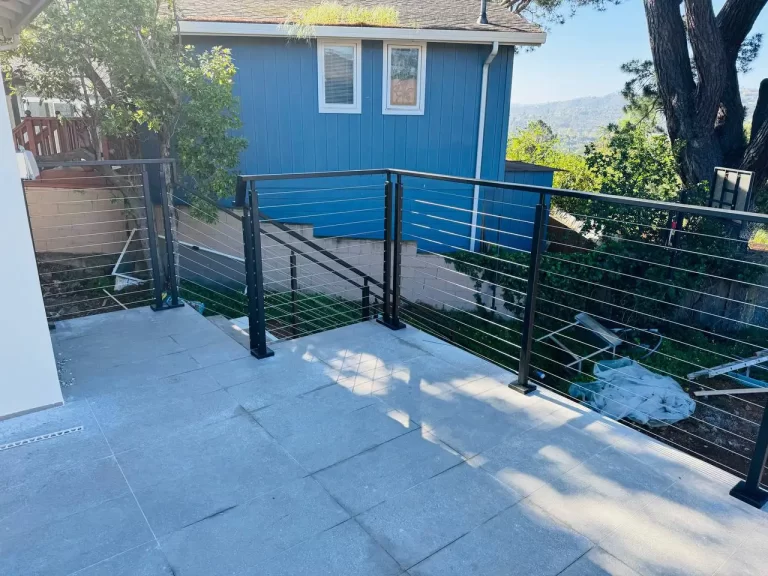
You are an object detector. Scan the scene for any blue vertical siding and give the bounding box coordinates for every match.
[482,169,554,252]
[187,36,516,252]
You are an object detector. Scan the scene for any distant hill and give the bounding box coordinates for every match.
[510,88,760,152]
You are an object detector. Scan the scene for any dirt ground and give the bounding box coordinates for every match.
[38,256,152,322]
[626,376,767,484]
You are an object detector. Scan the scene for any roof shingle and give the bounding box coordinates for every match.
[176,0,543,34]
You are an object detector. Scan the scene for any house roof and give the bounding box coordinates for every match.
[0,0,49,49]
[175,0,545,43]
[505,160,561,173]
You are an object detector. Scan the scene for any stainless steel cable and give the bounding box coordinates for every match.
[545,239,768,291]
[46,298,154,320]
[256,183,383,197]
[407,197,536,226]
[542,252,768,314]
[262,195,383,210]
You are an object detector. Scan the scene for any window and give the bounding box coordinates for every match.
[383,41,426,115]
[318,39,361,114]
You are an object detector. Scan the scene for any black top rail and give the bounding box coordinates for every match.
[37,159,176,168]
[240,168,768,226]
[241,169,387,182]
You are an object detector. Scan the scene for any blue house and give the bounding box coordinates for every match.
[481,160,558,251]
[176,0,546,252]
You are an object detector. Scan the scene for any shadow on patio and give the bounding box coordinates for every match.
[1,305,766,576]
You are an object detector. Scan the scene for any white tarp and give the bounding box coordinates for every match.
[569,358,695,427]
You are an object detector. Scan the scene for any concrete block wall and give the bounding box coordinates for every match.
[174,206,498,316]
[25,186,134,255]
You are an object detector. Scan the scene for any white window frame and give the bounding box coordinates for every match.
[317,38,362,114]
[382,41,427,115]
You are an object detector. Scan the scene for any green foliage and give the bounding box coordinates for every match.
[478,115,767,391]
[574,119,691,239]
[506,120,597,194]
[3,0,246,219]
[175,46,246,220]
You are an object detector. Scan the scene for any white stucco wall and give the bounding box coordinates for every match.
[0,76,63,420]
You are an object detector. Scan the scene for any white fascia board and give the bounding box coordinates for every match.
[178,21,547,46]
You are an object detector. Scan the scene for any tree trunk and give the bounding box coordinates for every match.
[644,0,723,187]
[644,0,768,192]
[743,79,768,189]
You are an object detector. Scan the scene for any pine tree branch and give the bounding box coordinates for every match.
[717,0,768,60]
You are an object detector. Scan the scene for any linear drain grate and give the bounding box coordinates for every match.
[0,426,84,452]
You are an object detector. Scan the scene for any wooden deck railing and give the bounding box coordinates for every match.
[12,116,92,157]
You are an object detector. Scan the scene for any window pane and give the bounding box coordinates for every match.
[324,45,355,105]
[390,47,419,107]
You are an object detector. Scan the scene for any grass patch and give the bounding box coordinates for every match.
[283,2,399,38]
[749,227,768,251]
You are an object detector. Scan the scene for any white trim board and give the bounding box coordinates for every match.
[317,38,362,114]
[178,21,547,46]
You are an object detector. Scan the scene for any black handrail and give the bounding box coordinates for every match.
[37,159,176,168]
[241,167,768,225]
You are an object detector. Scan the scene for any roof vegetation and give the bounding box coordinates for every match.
[283,2,400,38]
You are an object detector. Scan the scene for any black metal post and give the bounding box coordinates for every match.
[241,183,257,335]
[379,172,393,327]
[731,403,768,508]
[362,277,371,321]
[379,172,405,330]
[290,250,298,336]
[157,164,183,309]
[510,193,547,395]
[246,181,274,359]
[390,174,405,330]
[143,165,166,311]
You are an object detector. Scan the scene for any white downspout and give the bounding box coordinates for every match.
[470,41,498,252]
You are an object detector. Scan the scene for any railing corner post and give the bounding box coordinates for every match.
[244,181,274,360]
[160,161,182,308]
[510,193,547,395]
[379,171,405,331]
[146,161,183,312]
[142,164,165,312]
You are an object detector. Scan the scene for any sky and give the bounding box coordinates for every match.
[511,2,768,105]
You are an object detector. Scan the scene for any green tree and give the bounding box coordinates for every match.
[506,120,597,195]
[501,0,767,199]
[577,118,688,240]
[3,0,246,214]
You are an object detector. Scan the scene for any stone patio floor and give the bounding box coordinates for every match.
[1,305,767,576]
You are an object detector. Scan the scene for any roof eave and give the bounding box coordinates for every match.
[1,0,50,50]
[177,20,547,46]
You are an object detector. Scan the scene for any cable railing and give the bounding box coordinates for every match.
[235,167,768,511]
[28,161,768,509]
[24,159,181,321]
[238,175,386,349]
